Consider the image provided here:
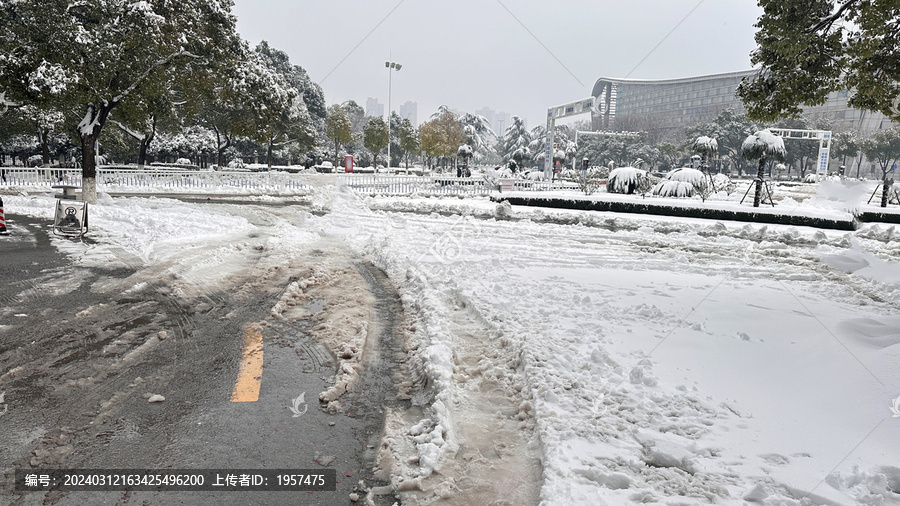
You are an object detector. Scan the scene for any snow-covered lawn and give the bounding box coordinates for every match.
[4,183,900,505]
[328,192,900,505]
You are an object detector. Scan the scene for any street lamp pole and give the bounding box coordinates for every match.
[385,61,401,168]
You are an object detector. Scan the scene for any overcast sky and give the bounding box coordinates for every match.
[232,0,764,131]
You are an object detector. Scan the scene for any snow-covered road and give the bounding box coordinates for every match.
[4,185,900,505]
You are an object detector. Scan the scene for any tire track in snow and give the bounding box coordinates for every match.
[406,290,542,505]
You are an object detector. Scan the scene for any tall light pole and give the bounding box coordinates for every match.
[385,61,401,168]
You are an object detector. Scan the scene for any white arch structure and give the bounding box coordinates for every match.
[546,98,834,178]
[543,97,595,176]
[764,128,832,178]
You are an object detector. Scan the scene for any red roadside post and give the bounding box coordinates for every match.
[0,196,8,235]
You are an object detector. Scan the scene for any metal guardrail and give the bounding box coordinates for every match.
[0,167,311,192]
[338,174,581,195]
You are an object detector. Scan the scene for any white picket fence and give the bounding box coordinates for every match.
[0,167,312,193]
[338,174,581,195]
[0,167,582,196]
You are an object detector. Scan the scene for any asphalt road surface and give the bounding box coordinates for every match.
[0,211,404,506]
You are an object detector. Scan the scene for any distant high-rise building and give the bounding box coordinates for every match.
[498,111,513,135]
[366,97,384,118]
[476,107,511,136]
[475,107,494,129]
[399,101,418,127]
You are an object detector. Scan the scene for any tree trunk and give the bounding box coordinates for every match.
[138,139,149,170]
[78,102,115,204]
[41,129,50,167]
[753,156,766,207]
[267,138,273,171]
[213,127,230,168]
[882,177,891,208]
[138,116,156,169]
[81,132,98,204]
[215,128,223,167]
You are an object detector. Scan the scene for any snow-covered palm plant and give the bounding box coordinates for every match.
[651,167,708,199]
[666,167,705,185]
[607,167,649,194]
[742,130,786,207]
[692,136,718,169]
[652,180,695,198]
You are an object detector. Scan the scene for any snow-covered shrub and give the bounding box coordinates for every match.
[557,168,578,180]
[666,167,705,185]
[560,166,609,195]
[482,166,514,188]
[227,158,245,169]
[804,173,819,183]
[175,157,191,165]
[521,170,544,182]
[652,167,724,200]
[607,167,648,194]
[712,173,736,195]
[652,180,694,197]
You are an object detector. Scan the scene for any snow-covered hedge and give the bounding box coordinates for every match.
[607,167,648,194]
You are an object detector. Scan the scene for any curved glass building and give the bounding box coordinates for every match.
[590,70,895,140]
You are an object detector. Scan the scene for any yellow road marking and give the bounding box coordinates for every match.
[231,323,264,402]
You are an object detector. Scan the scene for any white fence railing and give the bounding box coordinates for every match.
[0,167,312,193]
[338,175,492,196]
[0,168,582,196]
[338,174,582,195]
